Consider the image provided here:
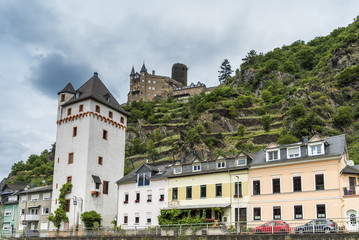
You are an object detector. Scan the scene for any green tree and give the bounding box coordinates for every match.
[228,105,237,119]
[261,89,273,103]
[237,124,245,136]
[185,128,201,146]
[333,106,353,128]
[48,183,72,231]
[81,211,102,228]
[218,59,233,83]
[262,114,272,132]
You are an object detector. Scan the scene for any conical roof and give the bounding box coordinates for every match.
[130,66,135,76]
[140,63,147,73]
[58,83,76,94]
[63,72,129,116]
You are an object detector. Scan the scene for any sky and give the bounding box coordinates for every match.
[1,0,359,180]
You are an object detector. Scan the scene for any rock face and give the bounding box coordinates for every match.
[329,45,359,73]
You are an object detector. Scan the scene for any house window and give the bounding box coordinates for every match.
[137,172,151,186]
[21,195,27,202]
[103,181,109,194]
[79,104,84,112]
[288,147,300,158]
[267,150,279,161]
[109,111,113,119]
[67,176,72,184]
[174,167,182,174]
[237,159,246,166]
[235,182,242,196]
[98,156,103,165]
[254,208,261,220]
[8,195,17,202]
[272,178,280,194]
[29,208,38,215]
[60,94,65,102]
[273,206,281,220]
[121,117,124,124]
[103,130,108,140]
[42,208,49,215]
[68,152,74,164]
[4,210,11,216]
[136,192,140,202]
[172,188,178,200]
[73,127,77,137]
[67,108,72,116]
[146,212,151,224]
[293,176,302,192]
[159,193,164,201]
[193,164,201,171]
[200,185,206,198]
[317,204,326,218]
[31,194,39,201]
[253,180,261,195]
[147,194,152,202]
[95,105,100,113]
[135,213,139,224]
[2,223,10,230]
[294,205,303,219]
[43,192,50,200]
[216,184,222,197]
[21,209,25,215]
[95,183,100,189]
[315,174,324,190]
[186,186,192,199]
[57,157,59,163]
[310,144,323,155]
[217,161,225,168]
[65,199,70,212]
[123,215,128,224]
[125,193,129,202]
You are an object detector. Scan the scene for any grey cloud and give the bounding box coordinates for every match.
[28,53,92,97]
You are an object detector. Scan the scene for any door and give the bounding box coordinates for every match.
[349,177,356,195]
[347,210,358,232]
[31,222,35,230]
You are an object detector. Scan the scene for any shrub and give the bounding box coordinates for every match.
[195,123,205,133]
[277,134,299,144]
[162,114,171,123]
[228,105,237,119]
[204,137,218,148]
[261,89,273,103]
[262,114,272,132]
[333,106,353,128]
[81,211,102,228]
[235,95,253,108]
[237,124,245,136]
[337,65,359,87]
[287,104,306,119]
[212,113,220,121]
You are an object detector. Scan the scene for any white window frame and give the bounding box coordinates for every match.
[315,203,327,218]
[271,177,281,194]
[253,207,261,220]
[314,172,325,191]
[31,194,39,201]
[2,223,10,230]
[217,161,226,168]
[287,146,301,159]
[237,158,246,166]
[29,208,38,215]
[193,164,201,172]
[266,149,280,161]
[173,167,182,174]
[272,205,282,220]
[21,195,27,202]
[134,213,140,224]
[146,212,151,225]
[292,175,303,192]
[308,143,324,156]
[293,205,304,219]
[252,179,261,195]
[8,195,18,202]
[42,208,49,215]
[123,214,128,225]
[4,209,11,216]
[43,192,50,200]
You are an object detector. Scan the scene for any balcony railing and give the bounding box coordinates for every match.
[20,214,40,221]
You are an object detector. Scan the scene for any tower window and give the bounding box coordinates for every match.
[103,181,109,194]
[73,127,77,137]
[67,176,72,184]
[121,117,124,124]
[67,108,72,116]
[65,199,70,212]
[109,111,113,119]
[95,105,100,113]
[103,130,108,140]
[79,104,84,112]
[68,152,74,164]
[60,94,65,102]
[98,156,103,165]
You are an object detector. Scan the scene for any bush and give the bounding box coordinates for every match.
[204,137,218,148]
[81,211,102,228]
[212,113,220,121]
[235,95,253,108]
[162,114,171,123]
[333,106,353,128]
[228,105,237,118]
[237,124,245,136]
[262,114,272,132]
[337,65,359,87]
[287,104,306,119]
[277,134,299,144]
[261,89,273,103]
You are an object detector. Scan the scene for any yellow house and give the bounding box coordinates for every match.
[167,153,253,225]
[248,134,357,229]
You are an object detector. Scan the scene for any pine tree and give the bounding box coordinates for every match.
[218,59,233,83]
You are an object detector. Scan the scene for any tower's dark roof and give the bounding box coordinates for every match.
[62,73,129,116]
[130,66,135,76]
[140,63,147,73]
[341,165,359,174]
[58,83,76,95]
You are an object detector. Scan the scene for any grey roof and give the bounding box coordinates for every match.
[117,163,173,185]
[251,134,347,167]
[341,165,359,174]
[62,73,129,116]
[92,175,102,184]
[1,183,27,192]
[130,66,135,75]
[58,83,76,94]
[140,63,147,73]
[134,163,159,173]
[19,185,52,194]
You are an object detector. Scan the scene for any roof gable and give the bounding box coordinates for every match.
[308,135,323,143]
[58,83,75,94]
[265,142,279,149]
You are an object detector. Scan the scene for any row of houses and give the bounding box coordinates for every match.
[116,134,359,232]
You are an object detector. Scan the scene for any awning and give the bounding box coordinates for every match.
[92,175,102,184]
[166,203,230,210]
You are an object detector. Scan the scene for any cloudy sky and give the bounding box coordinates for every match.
[1,0,359,180]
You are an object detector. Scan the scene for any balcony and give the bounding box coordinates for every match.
[20,214,40,221]
[343,187,358,198]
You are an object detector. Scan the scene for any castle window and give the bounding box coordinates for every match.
[65,199,70,212]
[103,130,108,140]
[95,105,100,113]
[148,80,151,84]
[73,127,77,137]
[67,108,72,116]
[98,156,103,165]
[67,176,72,184]
[103,181,109,194]
[121,117,124,124]
[68,153,74,164]
[148,87,151,90]
[152,87,155,90]
[60,94,65,102]
[79,104,84,112]
[109,111,113,119]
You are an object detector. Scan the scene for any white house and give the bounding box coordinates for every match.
[116,163,173,227]
[51,73,129,230]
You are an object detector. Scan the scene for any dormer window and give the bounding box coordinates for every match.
[217,161,225,168]
[104,94,111,103]
[75,91,81,99]
[137,172,151,186]
[174,167,182,174]
[267,150,279,161]
[193,164,201,172]
[237,158,246,166]
[309,144,323,156]
[287,147,300,159]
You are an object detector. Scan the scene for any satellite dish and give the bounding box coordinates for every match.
[42,180,46,184]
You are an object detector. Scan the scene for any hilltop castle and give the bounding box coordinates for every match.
[127,63,212,103]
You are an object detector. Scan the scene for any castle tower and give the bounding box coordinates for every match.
[171,63,188,86]
[52,73,129,229]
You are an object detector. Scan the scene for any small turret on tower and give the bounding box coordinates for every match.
[57,83,76,120]
[140,62,147,74]
[130,66,135,77]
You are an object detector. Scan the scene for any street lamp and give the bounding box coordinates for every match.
[235,175,240,234]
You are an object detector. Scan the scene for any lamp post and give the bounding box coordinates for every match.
[235,175,240,234]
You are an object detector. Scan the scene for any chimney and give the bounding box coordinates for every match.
[303,136,309,144]
[152,70,155,75]
[94,72,98,76]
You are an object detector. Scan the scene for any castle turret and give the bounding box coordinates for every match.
[140,62,147,74]
[57,83,76,121]
[172,63,188,86]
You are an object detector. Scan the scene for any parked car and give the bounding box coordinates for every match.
[20,230,40,237]
[295,219,338,234]
[253,221,290,233]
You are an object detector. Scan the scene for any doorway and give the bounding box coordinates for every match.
[346,210,358,232]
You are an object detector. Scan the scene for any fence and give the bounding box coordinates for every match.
[39,217,359,237]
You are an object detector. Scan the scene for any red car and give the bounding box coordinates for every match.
[253,221,290,233]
